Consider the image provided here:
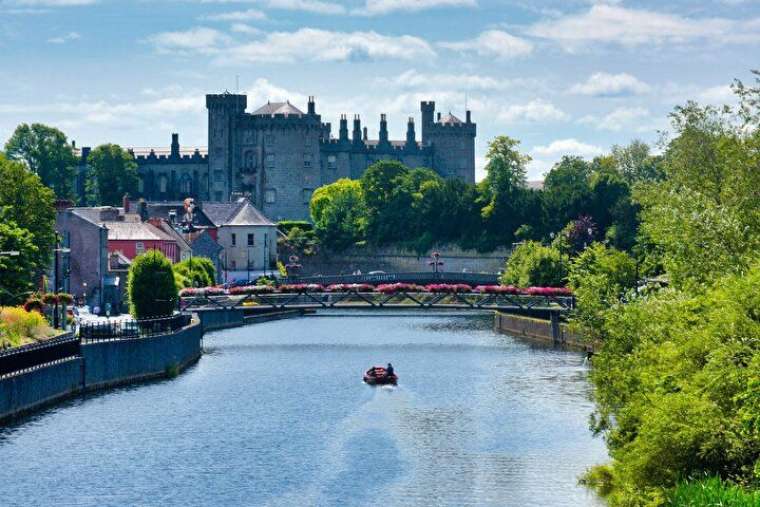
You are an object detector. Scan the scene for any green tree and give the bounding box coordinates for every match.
[542,156,593,233]
[4,123,78,199]
[611,140,663,183]
[0,221,39,306]
[501,241,568,287]
[0,154,56,275]
[567,243,637,341]
[127,250,178,318]
[173,257,215,288]
[86,144,139,206]
[310,178,367,251]
[479,136,532,247]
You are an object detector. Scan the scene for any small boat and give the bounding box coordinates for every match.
[363,366,398,385]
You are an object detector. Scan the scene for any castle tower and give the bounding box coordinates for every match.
[206,93,247,201]
[170,133,180,158]
[339,114,349,142]
[352,115,362,146]
[405,117,416,149]
[420,101,435,145]
[379,114,389,147]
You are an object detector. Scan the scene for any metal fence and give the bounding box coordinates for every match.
[0,333,80,378]
[282,272,500,286]
[78,314,191,343]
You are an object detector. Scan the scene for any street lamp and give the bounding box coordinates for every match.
[52,233,71,329]
[247,247,252,283]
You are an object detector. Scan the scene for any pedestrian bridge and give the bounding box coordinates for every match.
[181,290,575,314]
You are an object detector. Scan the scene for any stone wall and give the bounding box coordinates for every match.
[494,312,587,350]
[0,317,202,423]
[298,245,509,276]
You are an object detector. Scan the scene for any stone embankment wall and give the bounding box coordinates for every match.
[298,245,509,276]
[0,317,203,423]
[494,312,588,350]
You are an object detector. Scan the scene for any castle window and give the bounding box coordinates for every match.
[266,154,275,168]
[302,189,313,204]
[304,154,312,168]
[305,137,312,148]
[265,134,274,147]
[265,189,276,204]
[159,175,168,193]
[244,151,255,168]
[138,176,144,193]
[327,155,337,170]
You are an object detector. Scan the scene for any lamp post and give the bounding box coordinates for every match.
[52,233,71,329]
[247,247,251,283]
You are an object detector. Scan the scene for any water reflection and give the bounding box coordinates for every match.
[0,312,606,507]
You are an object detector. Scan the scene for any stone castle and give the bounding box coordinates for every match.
[76,93,476,221]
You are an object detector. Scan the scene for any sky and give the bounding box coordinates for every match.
[0,0,757,181]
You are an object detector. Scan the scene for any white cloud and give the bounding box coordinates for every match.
[528,5,760,49]
[202,8,266,21]
[355,0,476,16]
[696,84,736,104]
[578,106,650,131]
[47,31,80,44]
[230,23,262,35]
[497,99,568,123]
[219,28,435,63]
[381,69,511,91]
[148,27,229,54]
[531,138,603,158]
[439,30,533,59]
[264,0,345,15]
[569,72,650,96]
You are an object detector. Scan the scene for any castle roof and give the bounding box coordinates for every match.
[251,101,304,117]
[439,112,463,125]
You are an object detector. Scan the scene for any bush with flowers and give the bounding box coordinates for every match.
[278,283,325,293]
[425,283,472,293]
[376,283,425,294]
[229,285,275,295]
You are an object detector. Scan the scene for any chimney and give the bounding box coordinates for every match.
[171,133,180,158]
[72,140,76,149]
[138,199,148,221]
[339,114,348,141]
[466,110,471,123]
[437,112,441,122]
[379,114,388,143]
[123,194,130,213]
[406,117,416,148]
[308,96,315,115]
[352,115,362,144]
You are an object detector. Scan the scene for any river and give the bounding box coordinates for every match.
[0,312,607,506]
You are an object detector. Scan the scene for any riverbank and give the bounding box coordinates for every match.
[494,311,591,350]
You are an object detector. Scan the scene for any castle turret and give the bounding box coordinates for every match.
[352,115,362,145]
[421,101,435,145]
[170,133,180,158]
[363,127,368,141]
[339,114,349,142]
[206,92,247,201]
[379,114,389,145]
[406,117,416,149]
[308,96,316,115]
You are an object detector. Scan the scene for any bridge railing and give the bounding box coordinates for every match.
[281,272,500,286]
[79,314,191,343]
[181,290,575,313]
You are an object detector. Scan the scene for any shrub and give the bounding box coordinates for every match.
[501,241,569,287]
[667,477,760,506]
[229,285,275,295]
[376,283,424,293]
[127,250,178,319]
[278,284,324,293]
[173,257,214,288]
[0,306,54,345]
[425,283,472,293]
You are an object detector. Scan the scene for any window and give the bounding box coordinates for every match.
[304,153,312,168]
[327,155,337,170]
[159,175,168,193]
[244,151,255,168]
[265,189,276,204]
[231,233,237,246]
[135,242,145,255]
[265,154,275,168]
[247,233,254,246]
[305,137,312,148]
[302,189,313,204]
[265,134,274,147]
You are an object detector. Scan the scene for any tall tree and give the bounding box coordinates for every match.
[611,140,663,184]
[542,156,594,233]
[310,178,367,251]
[0,220,40,306]
[86,144,138,206]
[0,154,56,275]
[479,136,531,248]
[4,123,78,199]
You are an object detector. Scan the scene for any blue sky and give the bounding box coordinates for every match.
[0,0,757,180]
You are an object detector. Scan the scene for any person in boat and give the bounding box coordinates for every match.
[385,363,394,378]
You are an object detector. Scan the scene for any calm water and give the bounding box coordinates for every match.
[0,312,607,507]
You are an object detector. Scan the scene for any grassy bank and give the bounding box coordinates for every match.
[667,477,760,507]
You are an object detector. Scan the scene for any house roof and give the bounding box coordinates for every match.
[138,201,215,228]
[202,199,275,227]
[104,221,175,241]
[251,101,304,116]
